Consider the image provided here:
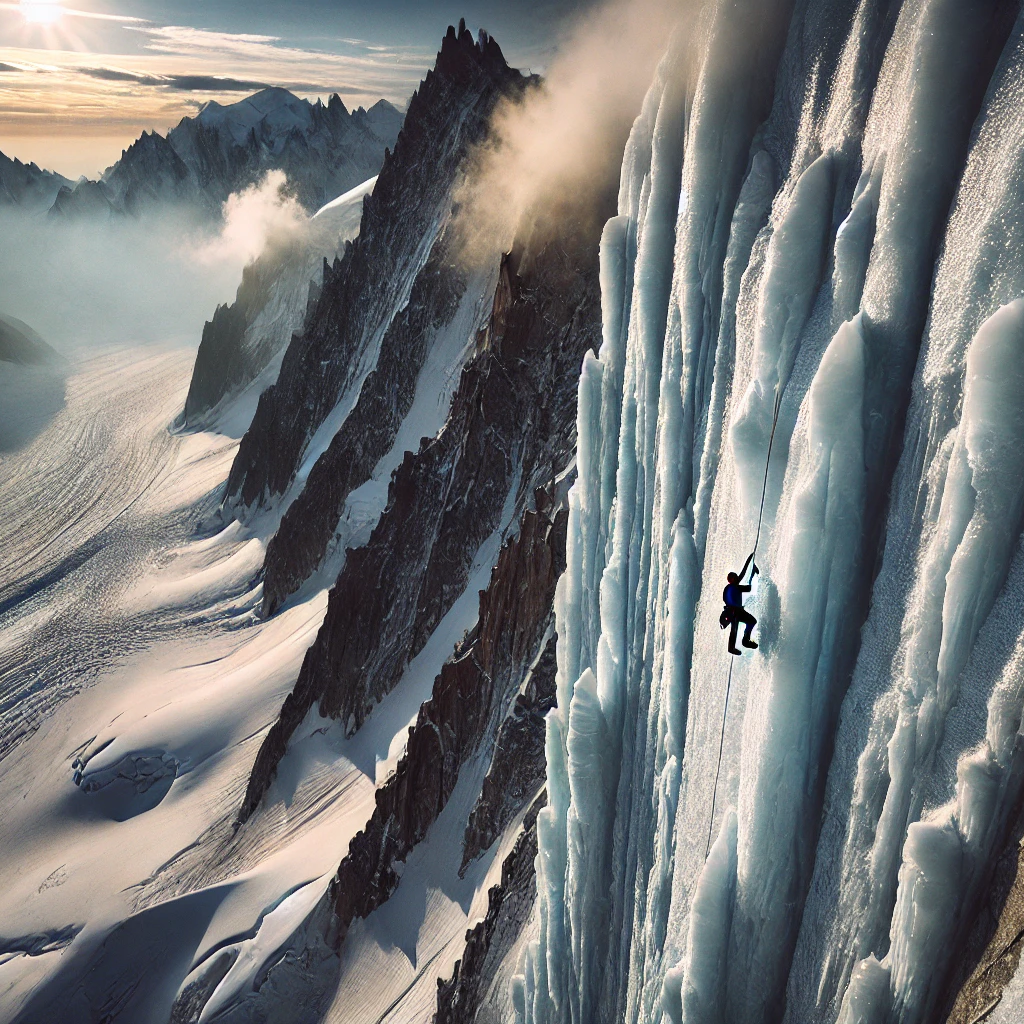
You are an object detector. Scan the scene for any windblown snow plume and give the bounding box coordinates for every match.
[454,0,680,264]
[194,170,309,268]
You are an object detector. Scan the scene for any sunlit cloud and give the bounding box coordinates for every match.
[128,23,433,74]
[129,25,282,56]
[76,65,360,94]
[0,1,145,21]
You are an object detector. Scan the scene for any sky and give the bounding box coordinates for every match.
[0,0,597,177]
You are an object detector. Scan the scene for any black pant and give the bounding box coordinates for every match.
[729,608,756,649]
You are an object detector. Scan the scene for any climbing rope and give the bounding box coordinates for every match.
[751,386,784,562]
[704,384,783,860]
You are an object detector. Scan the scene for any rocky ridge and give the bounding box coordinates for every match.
[49,88,401,218]
[182,178,373,426]
[258,210,479,616]
[328,501,565,947]
[239,203,606,820]
[224,25,529,517]
[0,150,72,211]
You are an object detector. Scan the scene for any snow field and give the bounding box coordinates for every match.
[0,324,518,1022]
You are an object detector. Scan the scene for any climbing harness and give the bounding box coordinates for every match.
[704,384,783,859]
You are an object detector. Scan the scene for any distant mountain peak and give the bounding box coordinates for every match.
[44,86,404,218]
[0,148,71,211]
[191,87,313,146]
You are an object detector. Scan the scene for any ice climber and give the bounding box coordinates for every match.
[721,552,759,655]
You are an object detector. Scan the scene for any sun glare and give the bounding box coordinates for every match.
[20,0,64,24]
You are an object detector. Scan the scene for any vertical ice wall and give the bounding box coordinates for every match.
[520,0,1024,1023]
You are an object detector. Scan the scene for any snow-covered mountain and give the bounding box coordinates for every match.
[6,3,1024,1024]
[50,88,403,218]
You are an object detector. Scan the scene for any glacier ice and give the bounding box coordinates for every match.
[521,1,1024,1023]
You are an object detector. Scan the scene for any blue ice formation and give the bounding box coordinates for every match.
[519,1,1024,1022]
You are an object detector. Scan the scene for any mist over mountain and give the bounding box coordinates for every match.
[0,150,72,210]
[5,3,1024,1024]
[0,313,59,366]
[47,87,403,218]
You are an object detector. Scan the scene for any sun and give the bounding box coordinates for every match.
[19,0,64,24]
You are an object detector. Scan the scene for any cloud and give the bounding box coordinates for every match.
[162,74,282,92]
[127,23,432,83]
[78,67,275,92]
[17,63,369,95]
[128,25,283,57]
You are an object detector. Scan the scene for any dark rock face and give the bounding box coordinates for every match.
[328,503,566,944]
[259,221,469,615]
[461,634,556,873]
[224,27,529,516]
[0,150,71,211]
[437,796,545,1024]
[104,130,194,214]
[239,206,605,820]
[182,244,319,426]
[185,303,249,422]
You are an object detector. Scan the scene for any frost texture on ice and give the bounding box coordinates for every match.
[521,2,1024,1024]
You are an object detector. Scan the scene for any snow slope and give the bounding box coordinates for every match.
[0,343,506,1023]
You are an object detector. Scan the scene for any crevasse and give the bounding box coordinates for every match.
[519,0,1024,1022]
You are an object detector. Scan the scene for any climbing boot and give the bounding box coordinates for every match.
[742,637,758,649]
[728,646,742,656]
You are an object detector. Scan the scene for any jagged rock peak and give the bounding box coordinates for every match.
[436,17,512,79]
[0,148,72,210]
[221,24,530,513]
[111,129,184,169]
